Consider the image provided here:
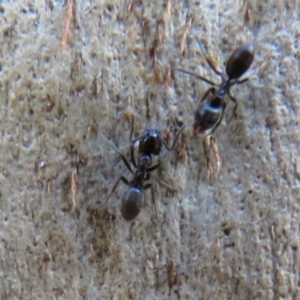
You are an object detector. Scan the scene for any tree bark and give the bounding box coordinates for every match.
[0,1,298,299]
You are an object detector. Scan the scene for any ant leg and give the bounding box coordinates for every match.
[129,115,149,145]
[170,125,186,150]
[101,134,134,174]
[203,135,213,177]
[130,144,137,168]
[129,113,135,141]
[129,114,149,145]
[228,90,237,104]
[158,125,186,151]
[143,183,151,189]
[143,183,159,223]
[147,160,165,172]
[194,36,224,79]
[235,77,249,85]
[227,91,238,124]
[145,164,178,195]
[101,176,130,211]
[130,133,148,144]
[151,173,178,195]
[200,87,216,104]
[128,116,138,168]
[176,68,218,86]
[129,116,147,144]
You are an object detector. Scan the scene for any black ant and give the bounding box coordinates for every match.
[101,119,185,222]
[177,37,255,134]
[130,116,184,158]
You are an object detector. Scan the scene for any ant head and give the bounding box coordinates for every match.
[139,130,162,156]
[121,186,144,221]
[226,44,254,80]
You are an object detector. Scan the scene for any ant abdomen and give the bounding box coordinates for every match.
[177,39,254,135]
[121,187,144,221]
[194,102,223,133]
[226,44,255,80]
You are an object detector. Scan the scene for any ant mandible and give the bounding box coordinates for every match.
[101,118,185,221]
[177,37,255,135]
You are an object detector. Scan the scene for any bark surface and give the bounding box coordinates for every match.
[0,1,298,299]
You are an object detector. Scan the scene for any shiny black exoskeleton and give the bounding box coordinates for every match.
[178,38,254,134]
[102,120,185,221]
[138,129,162,155]
[101,142,158,221]
[130,117,184,157]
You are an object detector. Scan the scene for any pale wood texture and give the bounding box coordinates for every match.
[0,1,299,299]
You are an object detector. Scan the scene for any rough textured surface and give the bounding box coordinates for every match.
[0,0,299,299]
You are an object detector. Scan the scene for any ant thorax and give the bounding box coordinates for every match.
[137,154,152,170]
